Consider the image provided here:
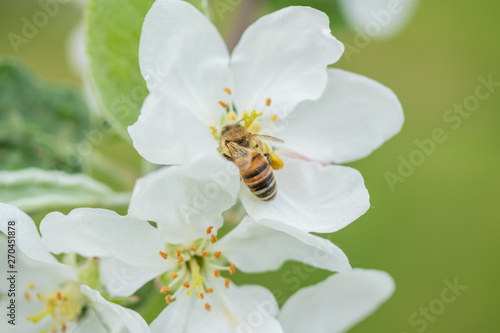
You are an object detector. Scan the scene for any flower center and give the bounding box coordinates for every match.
[157,226,236,311]
[24,281,84,333]
[210,88,285,171]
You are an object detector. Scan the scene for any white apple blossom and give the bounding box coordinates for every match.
[40,162,354,333]
[0,203,149,333]
[338,0,420,38]
[278,268,395,333]
[129,0,403,235]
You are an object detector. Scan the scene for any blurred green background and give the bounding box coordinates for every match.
[1,0,499,332]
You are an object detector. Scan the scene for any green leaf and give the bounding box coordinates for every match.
[87,0,156,141]
[0,59,91,173]
[0,168,130,213]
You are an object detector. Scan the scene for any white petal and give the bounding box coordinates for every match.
[231,6,344,117]
[217,217,350,273]
[40,208,168,297]
[150,294,192,333]
[0,203,77,281]
[279,269,395,333]
[241,158,370,233]
[139,0,230,125]
[129,154,240,244]
[189,280,283,333]
[128,90,219,165]
[338,0,419,38]
[281,68,404,164]
[80,285,150,333]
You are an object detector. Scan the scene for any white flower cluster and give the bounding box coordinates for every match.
[1,0,404,332]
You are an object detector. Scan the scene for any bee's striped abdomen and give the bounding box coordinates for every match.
[240,152,277,201]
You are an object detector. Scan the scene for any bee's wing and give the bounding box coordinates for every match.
[251,134,285,144]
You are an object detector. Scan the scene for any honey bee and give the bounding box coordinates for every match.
[220,123,284,201]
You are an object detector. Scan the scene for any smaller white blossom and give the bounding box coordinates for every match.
[0,203,149,333]
[40,163,353,333]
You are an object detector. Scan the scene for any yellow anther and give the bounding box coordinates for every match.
[227,110,238,121]
[24,292,31,301]
[224,278,231,288]
[270,114,278,122]
[27,283,35,289]
[175,249,183,257]
[214,270,221,278]
[183,281,191,288]
[214,251,222,259]
[165,295,172,304]
[269,152,284,170]
[189,245,197,252]
[57,292,62,301]
[224,88,232,95]
[205,303,211,311]
[170,272,178,279]
[218,101,229,108]
[160,286,170,294]
[177,256,184,265]
[67,315,74,322]
[199,293,204,299]
[202,251,208,257]
[211,234,218,243]
[229,264,236,275]
[266,98,271,106]
[209,125,218,138]
[205,288,214,294]
[248,120,262,133]
[206,226,214,234]
[159,251,168,260]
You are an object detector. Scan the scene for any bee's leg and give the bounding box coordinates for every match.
[222,153,232,161]
[264,153,272,164]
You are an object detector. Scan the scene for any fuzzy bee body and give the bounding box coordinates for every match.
[220,123,281,201]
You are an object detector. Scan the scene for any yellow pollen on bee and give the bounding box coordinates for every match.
[224,88,232,95]
[202,251,208,257]
[170,272,179,279]
[229,264,236,275]
[214,270,221,278]
[165,295,172,304]
[218,101,229,108]
[269,152,284,170]
[205,303,211,311]
[205,288,213,294]
[160,286,171,294]
[214,251,222,259]
[270,114,278,122]
[206,226,214,234]
[224,278,231,288]
[159,251,168,260]
[266,98,271,106]
[189,245,197,252]
[211,234,218,243]
[248,120,262,133]
[175,249,183,257]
